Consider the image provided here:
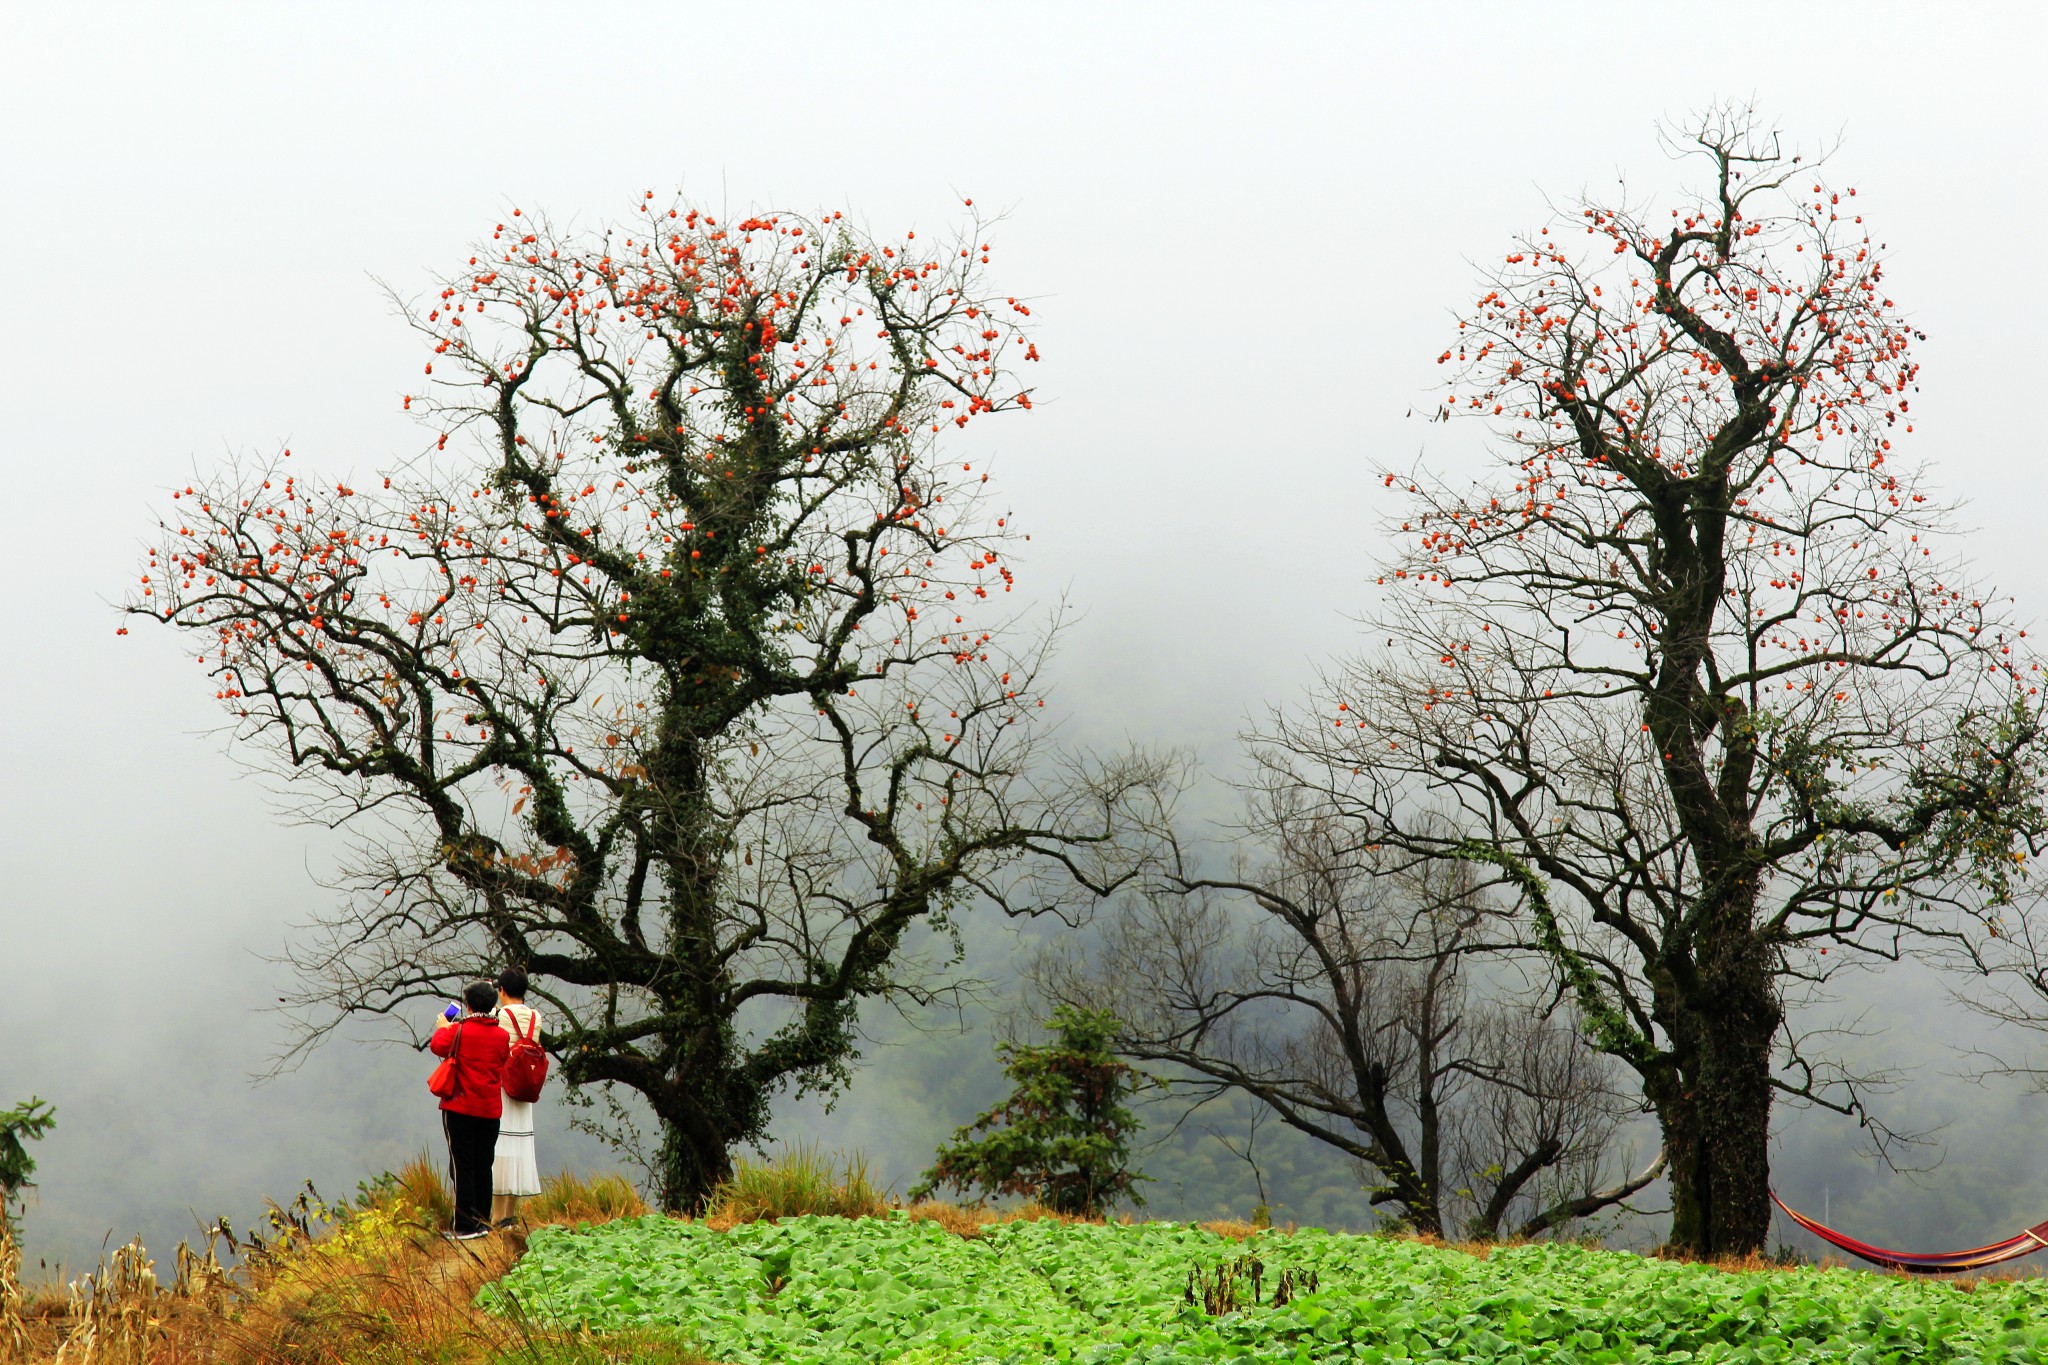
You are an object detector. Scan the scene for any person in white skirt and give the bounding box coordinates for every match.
[491,969,543,1226]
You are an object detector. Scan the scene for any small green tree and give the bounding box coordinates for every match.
[910,1007,1146,1217]
[0,1098,55,1235]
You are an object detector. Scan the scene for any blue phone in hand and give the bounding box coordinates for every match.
[445,1003,462,1020]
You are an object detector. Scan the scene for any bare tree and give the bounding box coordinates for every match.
[1035,789,1650,1240]
[1444,997,1660,1240]
[1949,899,2048,1095]
[1274,105,2048,1255]
[128,199,1168,1211]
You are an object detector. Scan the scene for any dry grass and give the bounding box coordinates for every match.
[522,1172,646,1227]
[0,1167,692,1365]
[700,1144,886,1229]
[900,1199,1104,1239]
[0,1230,39,1362]
[696,1146,1140,1240]
[1197,1218,1267,1241]
[900,1199,998,1237]
[392,1151,455,1232]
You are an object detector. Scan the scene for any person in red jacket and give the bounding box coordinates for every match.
[430,980,513,1238]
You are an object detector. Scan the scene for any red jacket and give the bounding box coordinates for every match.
[430,1017,511,1119]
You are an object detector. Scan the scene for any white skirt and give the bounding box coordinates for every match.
[492,1097,541,1196]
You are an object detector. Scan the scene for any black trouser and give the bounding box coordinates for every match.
[442,1110,500,1233]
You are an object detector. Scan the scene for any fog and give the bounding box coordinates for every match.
[3,1,2046,1275]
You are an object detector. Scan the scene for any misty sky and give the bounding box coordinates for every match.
[3,1,2046,1274]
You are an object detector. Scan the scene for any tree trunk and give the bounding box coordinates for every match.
[1658,925,1780,1258]
[1659,1088,1706,1254]
[1693,967,1778,1256]
[656,1111,734,1215]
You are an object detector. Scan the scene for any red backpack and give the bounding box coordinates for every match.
[503,1009,549,1103]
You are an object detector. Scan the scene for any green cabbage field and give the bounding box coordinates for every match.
[482,1213,2048,1364]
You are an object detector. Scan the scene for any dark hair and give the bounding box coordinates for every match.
[463,981,498,1014]
[496,968,529,1001]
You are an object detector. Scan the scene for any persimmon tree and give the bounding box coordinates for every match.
[1274,108,2048,1256]
[128,197,1164,1212]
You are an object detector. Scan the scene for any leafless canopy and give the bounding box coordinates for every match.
[1036,791,1657,1241]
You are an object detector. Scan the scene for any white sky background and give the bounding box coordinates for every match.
[1,1,2045,1268]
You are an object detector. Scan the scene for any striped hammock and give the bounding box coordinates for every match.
[1772,1191,2048,1274]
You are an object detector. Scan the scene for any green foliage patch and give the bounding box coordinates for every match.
[483,1214,2048,1363]
[911,1007,1148,1217]
[0,1097,55,1237]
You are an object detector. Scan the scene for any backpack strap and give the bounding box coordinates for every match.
[520,1009,539,1043]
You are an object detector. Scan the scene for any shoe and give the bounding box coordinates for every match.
[494,1217,519,1229]
[454,1228,493,1241]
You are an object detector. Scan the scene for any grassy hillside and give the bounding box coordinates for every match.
[491,1213,2048,1364]
[10,1151,2048,1364]
[1,1162,675,1365]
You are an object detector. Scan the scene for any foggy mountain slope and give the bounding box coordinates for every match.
[3,0,2045,1283]
[7,786,2046,1275]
